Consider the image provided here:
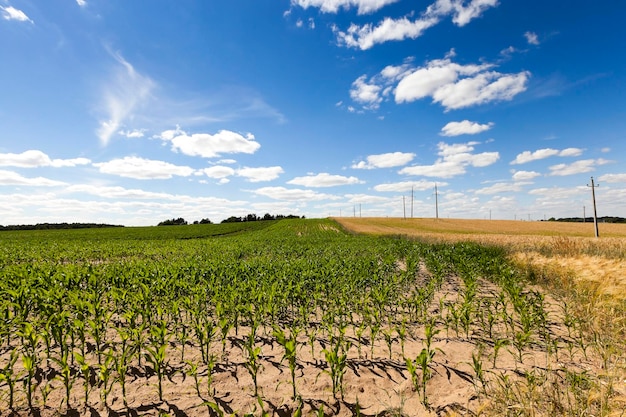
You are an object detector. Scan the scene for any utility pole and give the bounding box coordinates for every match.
[587,177,600,238]
[403,196,406,219]
[583,206,586,222]
[410,186,414,218]
[434,183,439,219]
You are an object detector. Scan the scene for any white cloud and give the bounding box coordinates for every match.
[97,50,155,145]
[291,0,400,15]
[334,0,498,50]
[352,152,415,169]
[430,70,529,110]
[94,157,195,180]
[336,16,439,50]
[524,31,539,45]
[598,173,626,183]
[0,150,91,168]
[0,170,66,186]
[344,193,391,204]
[399,141,499,178]
[511,147,584,164]
[350,75,383,109]
[118,129,146,138]
[156,126,260,158]
[66,185,173,200]
[374,179,444,192]
[352,53,529,112]
[288,173,363,187]
[440,120,493,136]
[252,186,339,201]
[200,166,236,180]
[236,166,284,182]
[548,158,612,177]
[76,0,87,6]
[475,181,530,195]
[512,170,541,181]
[1,6,32,23]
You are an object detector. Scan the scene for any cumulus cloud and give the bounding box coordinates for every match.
[598,173,626,183]
[351,152,415,169]
[440,120,493,136]
[399,141,499,178]
[236,166,284,182]
[97,50,155,145]
[350,53,529,111]
[66,185,174,200]
[350,75,383,110]
[156,126,260,158]
[287,173,363,187]
[291,0,399,15]
[475,181,530,195]
[199,166,236,180]
[1,6,32,23]
[334,0,499,49]
[524,31,539,45]
[548,159,611,177]
[0,170,66,186]
[511,147,584,164]
[252,186,339,201]
[373,179,444,192]
[512,170,541,181]
[0,150,91,168]
[94,156,195,180]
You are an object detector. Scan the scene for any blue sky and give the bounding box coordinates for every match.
[1,0,625,225]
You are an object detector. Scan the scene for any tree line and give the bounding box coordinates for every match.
[157,213,304,226]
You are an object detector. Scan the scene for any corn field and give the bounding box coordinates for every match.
[0,219,623,416]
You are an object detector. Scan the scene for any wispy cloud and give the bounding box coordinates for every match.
[399,141,499,178]
[352,152,415,169]
[440,120,493,136]
[236,166,284,183]
[0,150,90,168]
[475,181,530,195]
[1,5,33,23]
[548,158,611,176]
[288,173,363,187]
[94,156,195,180]
[97,49,155,145]
[374,179,443,192]
[511,147,583,164]
[524,31,539,45]
[598,173,626,183]
[0,170,66,186]
[333,0,499,49]
[291,0,400,15]
[253,186,340,201]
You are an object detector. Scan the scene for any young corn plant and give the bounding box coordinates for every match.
[19,323,40,410]
[75,352,92,410]
[0,350,18,410]
[242,325,263,398]
[322,336,351,401]
[97,350,115,408]
[52,350,74,411]
[273,325,299,401]
[145,320,170,403]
